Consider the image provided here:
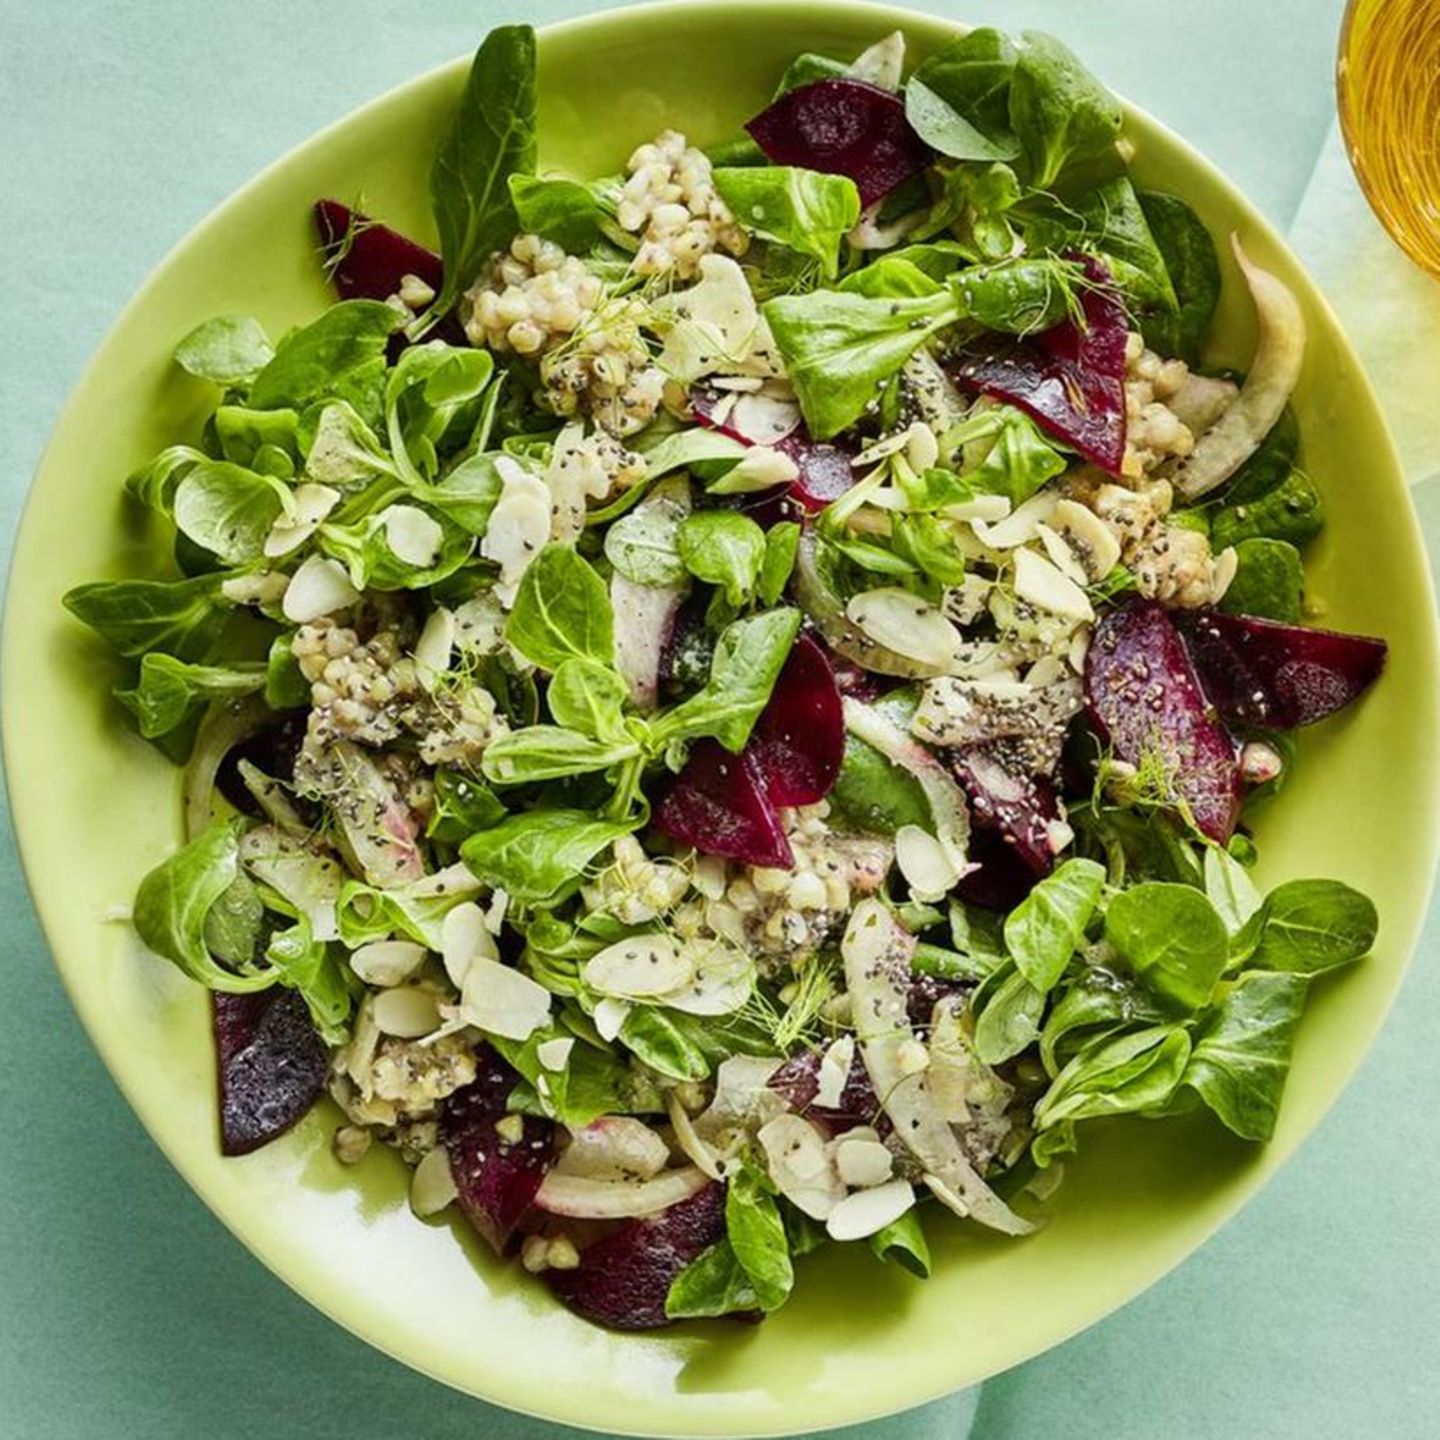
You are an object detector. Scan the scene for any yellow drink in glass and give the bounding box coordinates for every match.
[1338,0,1440,276]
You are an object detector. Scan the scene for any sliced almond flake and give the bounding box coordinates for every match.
[905,421,940,473]
[659,938,753,1017]
[593,997,631,1043]
[483,889,509,936]
[380,504,444,567]
[480,460,551,605]
[972,490,1058,549]
[854,430,913,467]
[944,494,1011,524]
[263,483,341,558]
[718,445,799,492]
[833,1137,896,1189]
[459,957,551,1041]
[1013,547,1095,623]
[536,1037,575,1072]
[1052,498,1122,580]
[371,986,443,1039]
[1026,654,1067,688]
[441,900,495,990]
[1036,523,1089,586]
[815,1035,855,1110]
[349,939,427,988]
[728,390,800,445]
[652,255,761,383]
[414,607,456,691]
[583,935,694,999]
[409,1145,458,1218]
[758,1114,846,1220]
[895,824,964,903]
[825,1178,916,1240]
[708,375,764,393]
[264,519,319,559]
[282,555,359,623]
[846,588,960,670]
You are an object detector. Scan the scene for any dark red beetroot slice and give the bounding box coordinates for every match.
[315,199,443,302]
[955,829,1044,911]
[747,632,844,806]
[547,1181,727,1330]
[949,256,1129,475]
[314,200,465,352]
[1085,599,1242,843]
[655,740,794,869]
[769,1048,880,1132]
[441,1047,557,1255]
[778,433,859,512]
[745,78,930,207]
[213,990,328,1157]
[948,748,1063,877]
[1176,610,1387,730]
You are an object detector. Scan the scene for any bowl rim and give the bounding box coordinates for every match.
[6,0,1439,1432]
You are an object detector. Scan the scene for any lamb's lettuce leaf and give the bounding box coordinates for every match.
[116,654,266,739]
[175,315,274,388]
[505,544,616,672]
[426,24,537,325]
[713,166,861,277]
[1180,970,1307,1140]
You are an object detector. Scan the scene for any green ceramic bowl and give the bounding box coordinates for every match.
[5,2,1437,1433]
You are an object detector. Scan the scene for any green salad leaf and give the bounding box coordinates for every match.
[426,24,537,325]
[973,963,1047,1065]
[547,658,630,742]
[869,1208,931,1277]
[133,820,277,992]
[1105,882,1229,1012]
[1004,858,1106,996]
[1034,1023,1191,1133]
[249,299,398,413]
[1009,30,1123,190]
[63,574,232,662]
[1220,537,1304,622]
[460,809,636,903]
[505,544,616,671]
[508,172,612,253]
[677,510,768,606]
[1137,191,1222,365]
[907,28,1019,154]
[1180,970,1308,1140]
[726,1165,794,1311]
[1210,470,1324,551]
[482,726,640,785]
[1244,879,1378,975]
[649,607,801,751]
[116,654,266,739]
[173,461,289,564]
[175,315,275,388]
[713,166,861,277]
[666,1240,761,1320]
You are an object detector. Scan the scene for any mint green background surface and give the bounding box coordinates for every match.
[2,2,1435,1437]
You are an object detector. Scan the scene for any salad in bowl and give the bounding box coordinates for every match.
[63,21,1388,1331]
